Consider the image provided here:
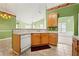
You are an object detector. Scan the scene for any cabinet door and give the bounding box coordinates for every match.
[77,41,79,55]
[31,33,40,46]
[72,38,77,56]
[48,13,58,27]
[49,33,58,45]
[48,14,52,27]
[41,33,48,45]
[12,34,21,54]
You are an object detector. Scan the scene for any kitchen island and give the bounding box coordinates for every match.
[12,29,58,55]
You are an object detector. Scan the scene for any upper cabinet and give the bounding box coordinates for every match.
[48,13,58,28]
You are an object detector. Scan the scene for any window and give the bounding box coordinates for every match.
[58,22,66,32]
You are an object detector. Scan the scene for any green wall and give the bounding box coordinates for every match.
[0,11,16,39]
[74,12,78,35]
[78,13,79,36]
[0,12,16,29]
[47,4,79,36]
[0,30,12,39]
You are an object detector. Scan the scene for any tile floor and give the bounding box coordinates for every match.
[0,39,72,56]
[0,32,72,56]
[30,44,72,56]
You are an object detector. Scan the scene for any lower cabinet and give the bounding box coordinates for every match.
[31,33,40,46]
[72,37,79,56]
[31,33,58,47]
[12,34,31,55]
[41,33,49,45]
[12,34,20,55]
[49,33,58,45]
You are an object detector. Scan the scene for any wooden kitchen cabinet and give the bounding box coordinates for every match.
[49,33,58,45]
[41,33,49,45]
[72,38,77,56]
[48,13,58,27]
[31,33,40,46]
[31,33,58,47]
[72,37,79,56]
[12,34,20,55]
[12,34,31,55]
[31,33,49,46]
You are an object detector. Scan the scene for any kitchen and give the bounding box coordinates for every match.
[0,3,78,56]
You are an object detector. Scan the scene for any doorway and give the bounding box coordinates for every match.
[58,16,74,45]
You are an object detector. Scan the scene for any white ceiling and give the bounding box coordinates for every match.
[0,3,16,15]
[0,3,63,24]
[15,3,46,24]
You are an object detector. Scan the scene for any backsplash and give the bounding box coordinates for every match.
[47,27,58,31]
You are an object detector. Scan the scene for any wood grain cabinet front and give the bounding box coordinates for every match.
[12,34,31,55]
[72,39,77,56]
[48,13,58,27]
[31,33,40,46]
[12,34,21,55]
[31,33,58,47]
[41,33,49,45]
[72,37,79,56]
[77,42,79,55]
[49,33,58,45]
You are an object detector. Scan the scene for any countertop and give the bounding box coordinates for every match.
[13,29,58,35]
[73,35,79,40]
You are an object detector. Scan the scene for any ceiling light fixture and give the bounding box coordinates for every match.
[0,13,11,19]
